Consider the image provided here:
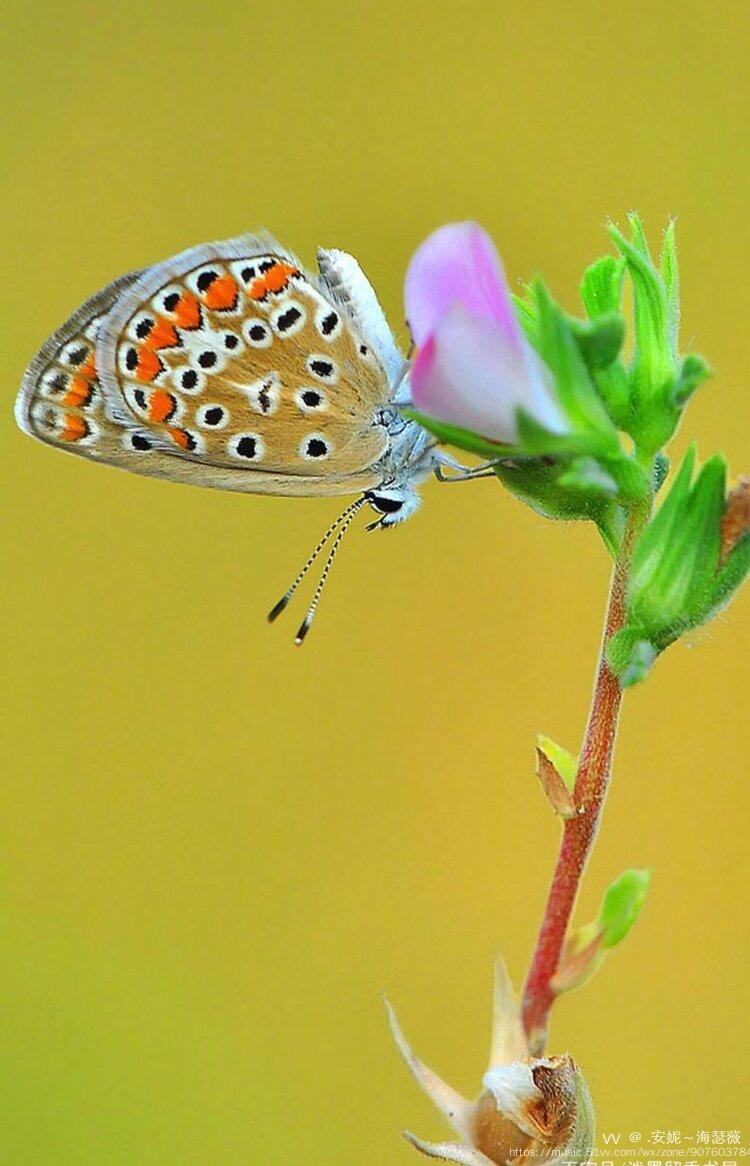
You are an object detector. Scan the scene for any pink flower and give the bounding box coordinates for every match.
[404,223,566,444]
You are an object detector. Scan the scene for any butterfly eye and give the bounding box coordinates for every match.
[230,433,265,461]
[242,320,273,348]
[173,367,205,395]
[306,355,338,384]
[299,434,331,460]
[196,404,229,430]
[271,301,306,337]
[294,387,327,414]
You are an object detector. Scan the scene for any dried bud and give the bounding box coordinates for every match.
[720,476,750,565]
[388,959,595,1166]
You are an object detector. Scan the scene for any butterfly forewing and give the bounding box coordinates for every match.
[17,233,396,497]
[96,233,391,480]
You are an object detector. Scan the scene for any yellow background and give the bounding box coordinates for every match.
[3,2,749,1160]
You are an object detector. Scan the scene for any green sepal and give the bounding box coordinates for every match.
[532,280,619,442]
[673,353,711,407]
[660,219,680,351]
[607,631,658,688]
[557,458,618,498]
[653,453,670,493]
[569,312,626,371]
[590,361,632,431]
[510,291,537,343]
[598,868,652,948]
[580,254,625,318]
[493,457,617,527]
[402,410,506,461]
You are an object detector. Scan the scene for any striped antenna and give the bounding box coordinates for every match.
[295,497,368,645]
[267,498,364,625]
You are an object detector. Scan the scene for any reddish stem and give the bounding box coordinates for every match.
[521,510,644,1054]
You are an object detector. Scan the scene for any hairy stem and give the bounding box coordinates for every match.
[521,504,648,1054]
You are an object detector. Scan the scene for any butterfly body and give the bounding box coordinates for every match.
[16,231,447,525]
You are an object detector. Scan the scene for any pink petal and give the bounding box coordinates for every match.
[411,304,565,444]
[404,222,522,350]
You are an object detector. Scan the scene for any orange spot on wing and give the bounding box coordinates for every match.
[135,347,164,383]
[267,262,299,292]
[147,390,177,422]
[172,293,201,330]
[167,426,191,450]
[202,274,238,311]
[247,261,300,301]
[59,414,89,443]
[63,375,94,408]
[80,353,97,379]
[147,317,180,350]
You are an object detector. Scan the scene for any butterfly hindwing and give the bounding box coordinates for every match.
[95,232,391,484]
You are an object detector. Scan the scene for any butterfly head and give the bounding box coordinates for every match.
[364,484,421,528]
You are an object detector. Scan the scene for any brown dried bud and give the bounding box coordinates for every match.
[388,960,595,1166]
[474,1055,578,1163]
[720,476,750,565]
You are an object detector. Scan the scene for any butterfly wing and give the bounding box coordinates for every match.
[17,233,399,497]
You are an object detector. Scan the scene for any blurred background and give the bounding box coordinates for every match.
[2,1,749,1160]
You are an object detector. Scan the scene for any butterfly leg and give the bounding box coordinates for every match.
[433,456,514,483]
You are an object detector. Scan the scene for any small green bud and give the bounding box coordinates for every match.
[553,869,651,993]
[609,449,750,684]
[598,868,652,948]
[609,216,708,456]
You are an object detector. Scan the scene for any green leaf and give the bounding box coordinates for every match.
[598,868,652,949]
[553,866,651,994]
[580,254,624,318]
[537,734,577,792]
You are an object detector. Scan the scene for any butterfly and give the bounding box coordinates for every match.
[15,231,475,641]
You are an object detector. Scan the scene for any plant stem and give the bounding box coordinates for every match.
[521,504,648,1054]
